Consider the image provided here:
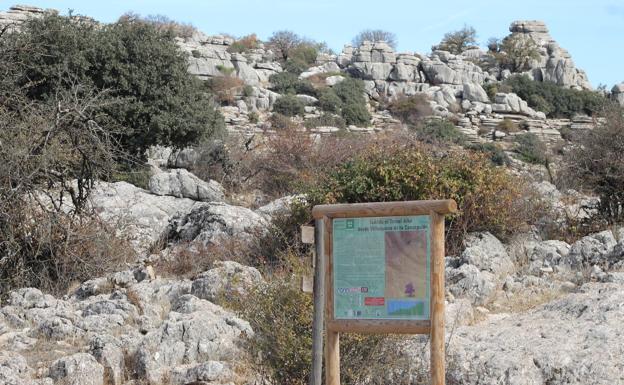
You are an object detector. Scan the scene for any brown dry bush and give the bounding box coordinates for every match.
[209,75,244,105]
[386,93,434,126]
[118,12,197,38]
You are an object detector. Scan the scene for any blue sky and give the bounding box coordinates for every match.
[2,0,622,88]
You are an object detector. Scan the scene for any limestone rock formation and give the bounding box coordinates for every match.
[168,202,268,246]
[148,169,226,202]
[0,5,50,30]
[89,182,199,253]
[506,20,591,90]
[437,282,624,384]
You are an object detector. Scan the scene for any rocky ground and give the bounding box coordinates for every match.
[1,4,624,385]
[1,161,623,384]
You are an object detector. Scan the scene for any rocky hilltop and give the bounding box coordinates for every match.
[0,4,623,385]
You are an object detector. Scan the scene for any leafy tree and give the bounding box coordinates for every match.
[432,25,477,54]
[352,29,397,48]
[490,35,541,72]
[4,13,223,159]
[266,30,302,62]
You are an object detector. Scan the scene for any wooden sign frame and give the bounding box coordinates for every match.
[312,200,457,385]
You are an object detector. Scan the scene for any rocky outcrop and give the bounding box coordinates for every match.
[148,169,225,202]
[178,32,281,86]
[0,263,257,385]
[168,202,268,246]
[506,20,591,90]
[438,282,624,384]
[89,182,199,253]
[0,5,51,30]
[491,92,546,119]
[612,83,624,106]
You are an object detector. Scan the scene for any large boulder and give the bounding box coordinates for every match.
[89,182,199,253]
[149,169,225,202]
[191,261,263,302]
[49,353,104,385]
[460,232,515,277]
[168,202,268,246]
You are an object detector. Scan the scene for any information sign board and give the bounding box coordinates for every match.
[332,215,430,320]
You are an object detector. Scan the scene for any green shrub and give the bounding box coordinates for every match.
[269,72,316,96]
[216,64,236,76]
[341,102,371,126]
[466,142,510,166]
[303,113,346,129]
[387,94,433,125]
[305,141,534,253]
[273,95,305,116]
[504,75,606,118]
[333,78,371,126]
[243,84,254,97]
[317,88,343,113]
[6,13,224,159]
[413,118,466,144]
[514,133,548,165]
[248,111,259,123]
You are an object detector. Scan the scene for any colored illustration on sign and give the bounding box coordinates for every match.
[332,215,430,320]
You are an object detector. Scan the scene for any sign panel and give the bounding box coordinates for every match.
[332,215,430,320]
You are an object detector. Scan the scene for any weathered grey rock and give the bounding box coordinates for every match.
[612,83,624,106]
[299,62,340,79]
[425,282,624,384]
[89,335,124,385]
[255,194,306,220]
[0,351,35,385]
[446,264,497,306]
[505,20,591,90]
[148,169,225,202]
[563,230,617,270]
[462,82,490,103]
[295,94,318,106]
[168,202,268,246]
[167,147,200,170]
[191,261,263,302]
[49,353,104,385]
[461,232,515,277]
[524,240,571,275]
[170,361,232,385]
[135,296,252,384]
[89,182,199,253]
[492,92,545,118]
[325,75,345,86]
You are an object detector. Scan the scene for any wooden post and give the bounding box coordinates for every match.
[309,220,325,385]
[430,212,445,385]
[323,216,340,385]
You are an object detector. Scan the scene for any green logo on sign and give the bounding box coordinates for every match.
[346,219,354,229]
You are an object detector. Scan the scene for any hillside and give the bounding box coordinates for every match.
[0,4,623,385]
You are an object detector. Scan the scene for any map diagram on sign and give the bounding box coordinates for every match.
[333,215,430,320]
